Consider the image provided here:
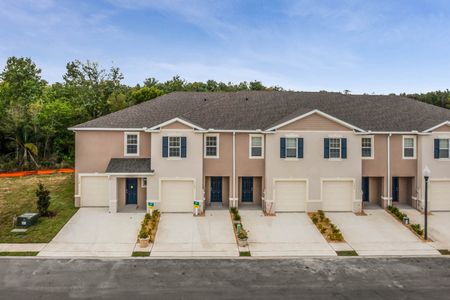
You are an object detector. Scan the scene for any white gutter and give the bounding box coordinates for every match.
[354,131,430,135]
[387,133,392,207]
[232,131,236,208]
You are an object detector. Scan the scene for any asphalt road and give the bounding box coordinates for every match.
[1,257,450,299]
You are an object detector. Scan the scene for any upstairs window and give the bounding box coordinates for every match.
[285,138,297,158]
[436,139,450,159]
[125,133,139,156]
[403,136,416,159]
[329,138,341,158]
[361,136,374,159]
[205,135,218,158]
[250,135,264,158]
[169,136,181,158]
[324,137,347,159]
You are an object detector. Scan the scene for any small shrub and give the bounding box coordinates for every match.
[323,218,330,225]
[312,216,318,224]
[238,227,248,240]
[138,227,149,239]
[234,213,241,222]
[230,207,237,215]
[329,232,344,241]
[318,210,325,218]
[411,224,423,236]
[36,183,51,216]
[320,227,326,234]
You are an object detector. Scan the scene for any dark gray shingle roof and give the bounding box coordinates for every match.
[105,158,153,173]
[73,91,450,132]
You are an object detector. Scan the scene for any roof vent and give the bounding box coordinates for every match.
[204,98,207,101]
[245,97,248,101]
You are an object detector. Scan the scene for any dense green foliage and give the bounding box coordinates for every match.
[0,56,448,171]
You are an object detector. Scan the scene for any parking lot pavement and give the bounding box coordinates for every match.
[38,208,143,257]
[150,210,239,257]
[402,208,450,250]
[240,210,336,257]
[328,209,440,256]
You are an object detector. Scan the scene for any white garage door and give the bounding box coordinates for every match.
[80,176,109,207]
[160,180,194,212]
[322,180,354,211]
[430,180,450,211]
[275,181,307,212]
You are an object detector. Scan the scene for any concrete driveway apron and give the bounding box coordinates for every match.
[39,208,144,257]
[240,210,336,257]
[327,208,440,256]
[151,210,239,257]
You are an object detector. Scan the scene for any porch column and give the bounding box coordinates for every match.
[109,176,118,213]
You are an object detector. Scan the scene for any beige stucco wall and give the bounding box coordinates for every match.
[74,130,151,205]
[417,131,450,209]
[265,131,362,212]
[147,128,203,211]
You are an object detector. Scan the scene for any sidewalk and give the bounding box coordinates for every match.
[0,243,47,252]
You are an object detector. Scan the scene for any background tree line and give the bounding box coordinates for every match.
[0,56,449,171]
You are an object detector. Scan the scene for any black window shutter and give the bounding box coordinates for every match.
[162,136,168,157]
[324,138,329,159]
[297,138,304,158]
[181,137,187,158]
[280,137,286,158]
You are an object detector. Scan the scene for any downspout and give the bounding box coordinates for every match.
[232,131,236,208]
[387,133,392,207]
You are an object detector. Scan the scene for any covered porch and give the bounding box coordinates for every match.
[106,158,154,213]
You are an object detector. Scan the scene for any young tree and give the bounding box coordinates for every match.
[36,183,51,216]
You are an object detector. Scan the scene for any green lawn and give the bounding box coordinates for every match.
[0,173,77,243]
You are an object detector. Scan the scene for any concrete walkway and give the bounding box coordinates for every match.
[402,208,450,250]
[328,209,440,256]
[38,208,144,257]
[240,210,336,257]
[151,210,239,257]
[0,243,46,252]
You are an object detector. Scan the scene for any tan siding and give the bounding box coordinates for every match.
[391,135,417,177]
[362,135,387,177]
[203,133,233,177]
[433,124,450,132]
[161,121,193,130]
[279,113,351,131]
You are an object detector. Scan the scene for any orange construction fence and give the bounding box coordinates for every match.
[0,168,74,178]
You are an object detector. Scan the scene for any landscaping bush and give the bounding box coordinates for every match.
[230,207,237,215]
[238,227,248,240]
[138,227,149,239]
[411,224,424,236]
[312,216,318,224]
[233,213,241,222]
[36,183,51,217]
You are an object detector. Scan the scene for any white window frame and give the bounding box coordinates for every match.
[204,134,219,158]
[249,134,264,159]
[285,137,298,159]
[329,137,342,159]
[402,135,416,159]
[168,136,181,158]
[361,135,374,159]
[124,132,140,156]
[141,177,147,188]
[438,138,450,159]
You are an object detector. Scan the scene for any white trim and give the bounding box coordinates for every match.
[124,132,140,157]
[168,136,182,158]
[265,109,365,132]
[249,134,264,159]
[402,135,417,159]
[424,121,450,133]
[69,127,145,131]
[148,117,204,131]
[436,138,450,159]
[141,177,147,188]
[328,137,342,159]
[361,135,375,160]
[204,133,219,159]
[355,131,429,135]
[284,136,299,159]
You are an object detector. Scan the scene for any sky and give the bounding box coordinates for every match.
[1,0,450,94]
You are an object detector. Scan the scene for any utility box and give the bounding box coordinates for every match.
[16,213,39,227]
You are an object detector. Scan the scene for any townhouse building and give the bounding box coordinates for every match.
[70,92,450,214]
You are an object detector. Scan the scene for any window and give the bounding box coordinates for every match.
[285,138,297,158]
[403,136,416,159]
[204,135,218,158]
[141,178,147,188]
[329,138,341,158]
[361,136,373,159]
[125,132,139,156]
[250,135,264,158]
[169,136,181,158]
[439,139,449,158]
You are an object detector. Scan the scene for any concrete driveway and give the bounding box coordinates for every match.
[402,208,450,250]
[327,209,440,256]
[151,210,238,257]
[38,208,144,257]
[240,210,336,257]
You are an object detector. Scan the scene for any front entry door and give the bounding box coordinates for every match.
[126,178,138,204]
[210,177,222,202]
[362,177,369,202]
[392,177,399,202]
[242,177,253,202]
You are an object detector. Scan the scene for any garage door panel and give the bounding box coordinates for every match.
[81,176,109,207]
[430,181,450,211]
[161,180,194,212]
[275,181,306,212]
[322,181,353,212]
